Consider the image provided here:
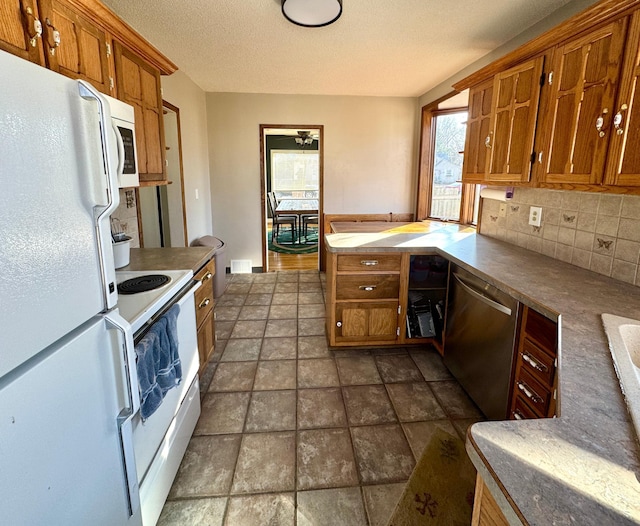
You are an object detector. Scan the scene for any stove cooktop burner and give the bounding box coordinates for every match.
[117,274,171,295]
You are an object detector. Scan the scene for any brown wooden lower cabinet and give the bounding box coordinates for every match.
[333,301,399,344]
[471,474,510,526]
[194,259,215,376]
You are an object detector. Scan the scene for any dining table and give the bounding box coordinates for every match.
[275,198,319,241]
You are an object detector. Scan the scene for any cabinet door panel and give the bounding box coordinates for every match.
[0,0,45,65]
[461,78,493,183]
[485,57,544,182]
[39,0,111,94]
[541,19,627,185]
[335,301,398,343]
[605,11,640,187]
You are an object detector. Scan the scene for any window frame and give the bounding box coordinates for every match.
[415,99,478,225]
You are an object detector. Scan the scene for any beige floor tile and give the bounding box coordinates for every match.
[253,360,297,390]
[265,318,298,337]
[298,318,326,336]
[225,493,295,526]
[243,293,272,306]
[275,282,299,293]
[299,272,320,282]
[169,435,241,498]
[249,283,275,294]
[297,336,331,358]
[260,337,297,360]
[297,487,367,526]
[269,304,298,319]
[298,304,326,318]
[277,273,299,282]
[272,293,298,305]
[430,380,484,419]
[452,417,485,441]
[362,483,406,526]
[220,338,262,361]
[195,392,250,435]
[231,432,296,494]
[214,306,241,321]
[297,388,347,429]
[215,294,245,307]
[230,320,266,339]
[158,497,227,526]
[350,424,415,484]
[375,355,424,383]
[401,420,459,460]
[386,382,446,422]
[409,349,453,381]
[245,390,296,432]
[297,428,359,490]
[298,292,324,305]
[253,273,277,283]
[225,283,252,294]
[237,305,269,320]
[336,356,383,385]
[209,362,256,392]
[215,321,235,340]
[298,358,340,388]
[343,385,397,426]
[299,282,323,293]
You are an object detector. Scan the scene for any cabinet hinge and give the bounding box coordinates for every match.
[106,42,111,57]
[548,71,553,85]
[396,327,400,337]
[397,305,401,315]
[109,77,114,90]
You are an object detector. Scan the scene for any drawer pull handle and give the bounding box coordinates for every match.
[517,381,543,404]
[360,260,379,266]
[198,298,211,309]
[513,409,525,420]
[200,272,213,283]
[359,285,377,291]
[522,352,548,373]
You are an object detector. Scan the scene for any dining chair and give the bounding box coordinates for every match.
[301,213,319,243]
[267,192,297,243]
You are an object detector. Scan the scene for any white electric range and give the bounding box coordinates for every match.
[114,268,201,526]
[115,269,193,334]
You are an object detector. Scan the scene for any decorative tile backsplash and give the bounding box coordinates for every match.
[480,188,640,287]
[111,188,140,248]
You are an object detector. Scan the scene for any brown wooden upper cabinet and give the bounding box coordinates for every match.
[113,42,166,182]
[461,78,493,183]
[485,57,544,183]
[604,11,640,187]
[0,0,46,65]
[38,0,112,94]
[536,19,628,186]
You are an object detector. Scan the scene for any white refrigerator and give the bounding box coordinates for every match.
[0,51,142,525]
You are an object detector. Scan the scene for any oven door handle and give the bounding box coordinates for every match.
[104,311,140,517]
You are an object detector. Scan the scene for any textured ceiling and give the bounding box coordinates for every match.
[102,0,575,97]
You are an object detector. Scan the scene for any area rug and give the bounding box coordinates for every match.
[387,428,476,526]
[268,226,318,254]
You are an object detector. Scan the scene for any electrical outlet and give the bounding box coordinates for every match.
[529,206,542,227]
[498,203,507,217]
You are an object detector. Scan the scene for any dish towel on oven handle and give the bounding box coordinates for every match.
[134,304,182,421]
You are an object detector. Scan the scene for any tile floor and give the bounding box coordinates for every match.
[158,270,483,526]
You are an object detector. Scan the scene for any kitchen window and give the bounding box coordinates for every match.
[416,96,480,225]
[271,150,319,199]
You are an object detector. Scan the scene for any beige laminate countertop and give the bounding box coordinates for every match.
[122,247,215,274]
[325,224,640,525]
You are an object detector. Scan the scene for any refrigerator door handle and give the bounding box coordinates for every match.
[106,311,141,517]
[78,80,119,310]
[452,273,512,316]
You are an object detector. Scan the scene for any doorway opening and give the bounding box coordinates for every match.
[260,125,324,272]
[136,101,188,247]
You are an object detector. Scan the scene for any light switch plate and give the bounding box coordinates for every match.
[529,206,542,227]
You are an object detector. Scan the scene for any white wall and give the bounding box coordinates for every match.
[161,70,213,244]
[206,93,418,268]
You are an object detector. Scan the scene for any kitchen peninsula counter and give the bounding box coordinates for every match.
[325,224,640,525]
[124,247,215,274]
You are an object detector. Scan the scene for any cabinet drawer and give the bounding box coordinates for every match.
[511,393,541,420]
[514,368,551,416]
[194,261,215,327]
[337,254,401,272]
[520,338,556,387]
[336,274,400,300]
[524,308,557,353]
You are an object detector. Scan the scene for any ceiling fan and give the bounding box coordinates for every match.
[295,130,316,146]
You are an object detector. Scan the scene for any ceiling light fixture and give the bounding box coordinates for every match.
[281,0,342,28]
[295,131,315,146]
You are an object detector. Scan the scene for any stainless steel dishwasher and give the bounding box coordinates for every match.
[443,265,519,420]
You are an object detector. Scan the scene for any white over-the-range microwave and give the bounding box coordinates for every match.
[104,94,139,188]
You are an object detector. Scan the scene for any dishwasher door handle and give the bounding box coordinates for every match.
[453,273,512,316]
